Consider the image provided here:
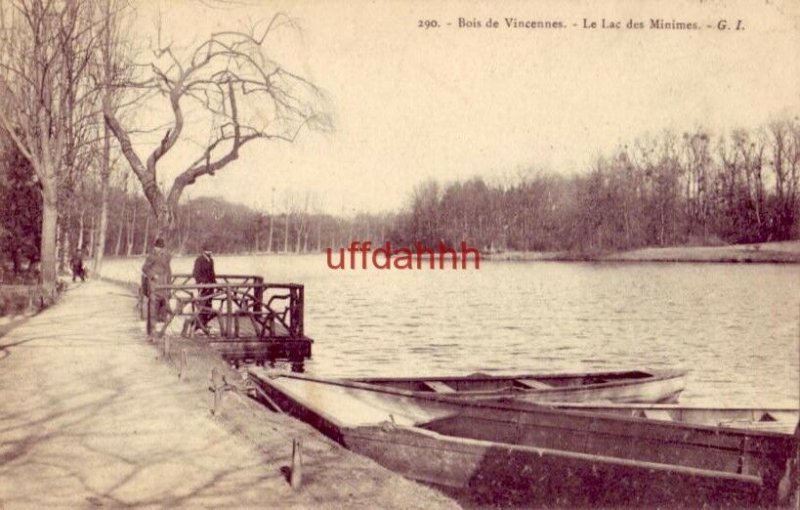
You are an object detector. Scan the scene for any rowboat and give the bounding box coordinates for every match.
[347,368,687,404]
[249,370,799,507]
[547,402,799,433]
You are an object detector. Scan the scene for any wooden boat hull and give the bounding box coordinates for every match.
[549,403,799,434]
[249,370,799,507]
[417,405,798,507]
[343,424,765,507]
[349,368,687,404]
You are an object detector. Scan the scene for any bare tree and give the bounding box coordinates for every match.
[103,14,331,243]
[0,0,101,284]
[268,187,276,253]
[90,0,132,275]
[125,200,137,256]
[294,191,311,253]
[681,130,713,240]
[282,190,296,253]
[767,118,800,239]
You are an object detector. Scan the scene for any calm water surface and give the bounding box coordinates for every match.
[104,255,800,406]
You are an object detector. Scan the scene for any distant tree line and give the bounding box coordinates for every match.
[392,121,800,253]
[0,158,398,271]
[3,118,799,283]
[1,1,798,288]
[93,194,375,257]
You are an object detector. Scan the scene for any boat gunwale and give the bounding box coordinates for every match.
[248,370,799,439]
[348,368,688,396]
[415,409,794,453]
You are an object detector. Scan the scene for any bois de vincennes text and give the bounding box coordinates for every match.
[416,16,745,32]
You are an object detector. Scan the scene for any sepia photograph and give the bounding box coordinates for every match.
[1,0,798,508]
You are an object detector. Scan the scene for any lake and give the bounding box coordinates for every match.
[103,254,800,406]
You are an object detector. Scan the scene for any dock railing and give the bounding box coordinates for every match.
[145,274,305,342]
[138,274,263,318]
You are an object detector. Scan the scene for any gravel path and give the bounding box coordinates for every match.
[0,280,460,509]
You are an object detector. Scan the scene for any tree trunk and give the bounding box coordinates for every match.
[77,210,85,252]
[295,222,303,253]
[57,218,68,274]
[114,200,126,256]
[141,212,150,255]
[178,207,190,254]
[268,215,274,253]
[284,215,290,253]
[87,214,94,258]
[40,199,58,285]
[92,125,112,275]
[126,202,136,256]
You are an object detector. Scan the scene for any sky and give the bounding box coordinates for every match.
[127,0,800,215]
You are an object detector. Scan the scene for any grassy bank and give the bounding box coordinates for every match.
[484,241,800,264]
[0,281,66,338]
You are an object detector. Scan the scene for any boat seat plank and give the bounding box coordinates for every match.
[514,379,553,390]
[422,381,456,393]
[641,409,675,421]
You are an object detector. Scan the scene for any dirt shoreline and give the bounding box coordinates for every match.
[0,280,461,509]
[151,317,462,509]
[105,279,464,509]
[484,241,800,264]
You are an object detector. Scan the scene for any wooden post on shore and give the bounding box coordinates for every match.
[291,438,303,489]
[146,295,152,337]
[179,348,187,380]
[213,388,221,415]
[211,367,224,415]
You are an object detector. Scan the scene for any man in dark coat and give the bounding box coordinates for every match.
[70,249,86,282]
[142,238,172,322]
[193,243,216,331]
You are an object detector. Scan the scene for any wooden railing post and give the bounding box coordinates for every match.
[225,285,233,338]
[146,294,152,336]
[297,285,304,338]
[254,277,264,313]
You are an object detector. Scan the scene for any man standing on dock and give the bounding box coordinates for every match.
[142,238,172,322]
[193,243,216,332]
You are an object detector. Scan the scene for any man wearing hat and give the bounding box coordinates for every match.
[193,242,217,332]
[142,238,172,322]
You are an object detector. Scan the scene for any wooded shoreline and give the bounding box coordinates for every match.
[483,241,800,264]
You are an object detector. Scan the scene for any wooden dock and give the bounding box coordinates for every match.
[145,274,313,366]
